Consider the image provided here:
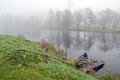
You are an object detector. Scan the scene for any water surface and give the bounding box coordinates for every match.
[1,29,120,75]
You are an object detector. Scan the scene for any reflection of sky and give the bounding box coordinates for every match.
[89,41,120,74]
[1,29,120,75]
[67,40,120,75]
[67,32,120,75]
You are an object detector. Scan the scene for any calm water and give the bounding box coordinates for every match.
[1,29,120,75]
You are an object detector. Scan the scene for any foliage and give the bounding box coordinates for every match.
[98,73,120,80]
[34,41,64,59]
[0,34,117,80]
[36,62,97,80]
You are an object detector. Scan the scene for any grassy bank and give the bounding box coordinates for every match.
[0,34,119,80]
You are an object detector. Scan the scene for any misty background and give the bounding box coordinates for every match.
[0,0,120,33]
[0,0,120,75]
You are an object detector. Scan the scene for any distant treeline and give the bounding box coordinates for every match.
[0,8,120,31]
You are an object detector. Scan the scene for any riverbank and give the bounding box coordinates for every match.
[26,26,120,33]
[0,34,119,80]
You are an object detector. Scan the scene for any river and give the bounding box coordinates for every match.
[1,29,120,75]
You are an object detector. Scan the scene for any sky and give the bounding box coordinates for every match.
[0,0,120,15]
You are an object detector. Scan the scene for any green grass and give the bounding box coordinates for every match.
[98,73,120,80]
[0,34,118,80]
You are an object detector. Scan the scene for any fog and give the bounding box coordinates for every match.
[0,0,120,32]
[0,0,120,75]
[0,0,120,15]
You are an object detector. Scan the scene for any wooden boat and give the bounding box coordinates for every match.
[81,60,105,73]
[75,53,105,74]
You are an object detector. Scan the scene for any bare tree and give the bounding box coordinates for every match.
[61,9,73,48]
[83,8,95,28]
[74,9,82,46]
[99,9,112,29]
[61,9,72,30]
[55,10,62,48]
[47,10,55,42]
[111,12,120,30]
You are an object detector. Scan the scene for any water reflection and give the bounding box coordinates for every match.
[1,29,120,74]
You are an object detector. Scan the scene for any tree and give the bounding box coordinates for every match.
[74,10,82,28]
[74,9,82,46]
[55,10,62,48]
[61,9,72,30]
[61,9,73,48]
[47,9,55,42]
[83,8,95,28]
[99,9,112,29]
[111,12,120,30]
